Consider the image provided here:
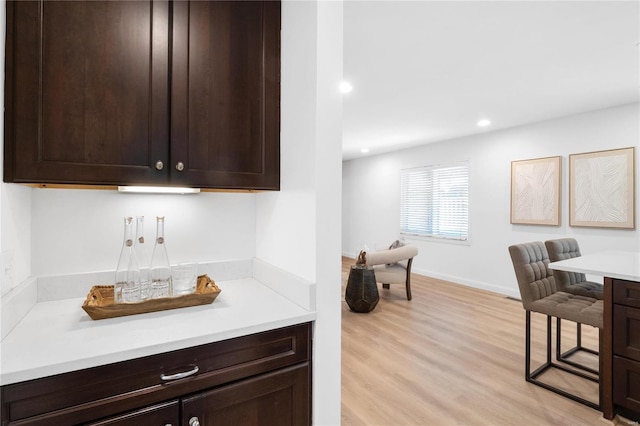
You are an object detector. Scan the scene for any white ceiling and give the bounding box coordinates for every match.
[342,0,640,160]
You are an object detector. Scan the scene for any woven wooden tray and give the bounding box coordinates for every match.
[82,274,221,320]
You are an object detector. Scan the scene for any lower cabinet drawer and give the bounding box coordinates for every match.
[613,356,640,418]
[613,279,640,309]
[1,323,311,425]
[613,305,640,362]
[85,364,310,426]
[86,400,180,426]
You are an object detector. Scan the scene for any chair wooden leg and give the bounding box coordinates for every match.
[405,258,413,301]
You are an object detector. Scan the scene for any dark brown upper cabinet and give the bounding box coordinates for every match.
[4,1,281,190]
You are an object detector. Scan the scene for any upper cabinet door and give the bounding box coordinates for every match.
[170,1,281,190]
[4,0,281,190]
[4,1,170,185]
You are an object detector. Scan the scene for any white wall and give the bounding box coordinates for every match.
[0,184,31,295]
[30,189,256,276]
[343,103,640,298]
[256,1,343,424]
[0,2,32,296]
[255,0,318,281]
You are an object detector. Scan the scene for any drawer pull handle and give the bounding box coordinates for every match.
[160,365,199,381]
[189,417,201,426]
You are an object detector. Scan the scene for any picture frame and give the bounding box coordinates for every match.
[569,147,635,229]
[510,156,561,226]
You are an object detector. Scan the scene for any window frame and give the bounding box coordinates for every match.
[399,161,470,243]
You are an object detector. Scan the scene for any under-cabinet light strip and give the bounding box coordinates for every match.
[117,186,201,194]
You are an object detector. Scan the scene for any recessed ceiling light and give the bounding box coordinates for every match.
[340,81,353,94]
[477,119,491,127]
[360,148,370,154]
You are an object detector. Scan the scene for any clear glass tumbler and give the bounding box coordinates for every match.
[172,262,198,296]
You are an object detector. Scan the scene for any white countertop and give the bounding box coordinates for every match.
[549,250,640,282]
[0,278,316,386]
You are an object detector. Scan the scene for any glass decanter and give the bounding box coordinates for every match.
[150,216,172,298]
[115,217,141,303]
[134,216,151,300]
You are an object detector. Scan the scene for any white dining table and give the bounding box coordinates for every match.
[549,250,640,282]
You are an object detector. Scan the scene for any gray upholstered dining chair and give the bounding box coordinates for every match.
[545,238,603,370]
[545,238,603,299]
[508,241,602,409]
[366,244,418,300]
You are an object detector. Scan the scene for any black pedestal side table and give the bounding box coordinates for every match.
[345,265,379,313]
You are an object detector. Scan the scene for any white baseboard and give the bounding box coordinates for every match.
[411,266,520,299]
[341,252,519,299]
[342,251,357,260]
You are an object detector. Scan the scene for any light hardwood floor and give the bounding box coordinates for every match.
[341,257,610,426]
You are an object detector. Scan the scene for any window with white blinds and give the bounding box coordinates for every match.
[400,162,469,241]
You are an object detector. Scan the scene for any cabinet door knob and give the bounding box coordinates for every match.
[189,417,200,426]
[176,161,185,172]
[155,161,164,171]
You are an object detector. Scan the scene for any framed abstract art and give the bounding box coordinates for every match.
[569,147,635,229]
[510,156,561,226]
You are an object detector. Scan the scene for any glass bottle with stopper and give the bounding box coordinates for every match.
[150,216,172,298]
[115,217,141,303]
[134,216,151,300]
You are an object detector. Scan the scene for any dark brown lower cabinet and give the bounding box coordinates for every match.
[611,279,640,421]
[613,356,640,417]
[87,364,309,426]
[182,364,309,426]
[1,323,311,426]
